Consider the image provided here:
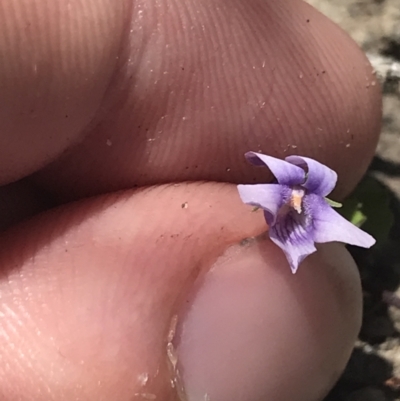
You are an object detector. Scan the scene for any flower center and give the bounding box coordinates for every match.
[289,187,305,214]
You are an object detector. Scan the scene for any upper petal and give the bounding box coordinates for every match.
[237,183,288,225]
[305,194,376,248]
[245,152,305,186]
[269,214,317,274]
[285,155,337,196]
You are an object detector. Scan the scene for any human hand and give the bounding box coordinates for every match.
[0,0,381,400]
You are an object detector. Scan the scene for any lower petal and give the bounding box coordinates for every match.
[269,216,317,274]
[307,195,376,248]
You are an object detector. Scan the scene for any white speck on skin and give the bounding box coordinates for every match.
[346,143,351,148]
[137,373,149,386]
[106,139,112,146]
[299,72,303,78]
[134,393,156,400]
[168,315,178,342]
[167,343,178,369]
[165,314,187,400]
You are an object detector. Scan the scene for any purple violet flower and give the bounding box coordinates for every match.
[237,152,375,273]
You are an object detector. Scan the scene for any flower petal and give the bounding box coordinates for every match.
[285,155,337,196]
[237,184,289,225]
[269,212,317,273]
[245,152,305,186]
[305,194,376,248]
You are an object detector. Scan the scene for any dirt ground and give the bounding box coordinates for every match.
[304,1,400,400]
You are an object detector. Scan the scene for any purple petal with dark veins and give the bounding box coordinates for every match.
[305,194,376,248]
[269,212,317,273]
[245,152,305,187]
[285,155,337,196]
[237,184,289,225]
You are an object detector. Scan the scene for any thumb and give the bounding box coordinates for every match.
[0,183,361,401]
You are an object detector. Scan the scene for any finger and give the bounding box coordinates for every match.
[0,183,361,400]
[0,0,129,184]
[32,0,381,200]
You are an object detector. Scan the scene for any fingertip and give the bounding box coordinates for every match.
[0,0,130,184]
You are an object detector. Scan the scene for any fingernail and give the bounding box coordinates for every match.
[174,239,283,401]
[173,240,362,401]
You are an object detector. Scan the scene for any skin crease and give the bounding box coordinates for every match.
[0,0,381,400]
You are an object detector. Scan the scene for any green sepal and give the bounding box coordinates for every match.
[325,198,343,208]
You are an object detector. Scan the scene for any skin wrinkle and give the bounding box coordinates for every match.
[71,0,136,131]
[183,2,250,156]
[246,3,331,136]
[226,2,322,147]
[302,14,373,151]
[300,15,353,137]
[157,1,199,164]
